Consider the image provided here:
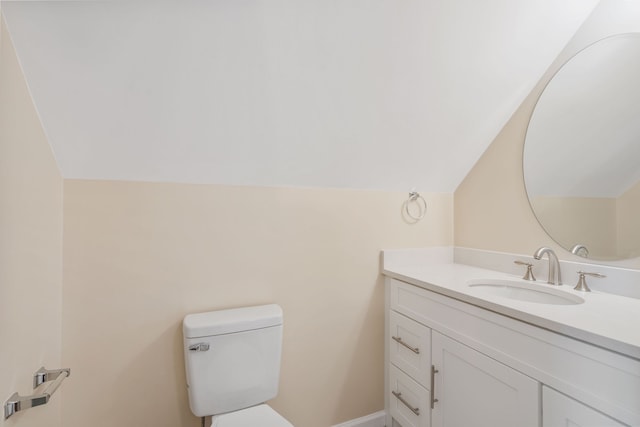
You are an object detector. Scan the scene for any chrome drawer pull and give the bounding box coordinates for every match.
[391,390,420,416]
[392,336,420,354]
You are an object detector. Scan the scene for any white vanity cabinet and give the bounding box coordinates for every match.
[385,277,640,427]
[543,387,627,427]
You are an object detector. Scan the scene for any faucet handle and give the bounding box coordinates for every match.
[514,260,536,281]
[574,271,606,292]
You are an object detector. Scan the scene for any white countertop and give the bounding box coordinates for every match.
[383,261,640,360]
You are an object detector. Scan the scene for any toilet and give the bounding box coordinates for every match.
[183,304,293,427]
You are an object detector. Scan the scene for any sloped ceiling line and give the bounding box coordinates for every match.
[2,0,598,192]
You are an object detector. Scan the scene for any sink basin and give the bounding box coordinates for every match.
[467,279,584,305]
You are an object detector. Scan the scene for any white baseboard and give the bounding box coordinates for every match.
[332,411,386,427]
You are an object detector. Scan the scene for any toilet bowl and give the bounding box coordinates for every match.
[183,304,294,426]
[210,404,293,427]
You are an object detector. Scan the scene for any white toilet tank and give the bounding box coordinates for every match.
[183,304,283,418]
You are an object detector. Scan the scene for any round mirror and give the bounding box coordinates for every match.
[524,33,640,261]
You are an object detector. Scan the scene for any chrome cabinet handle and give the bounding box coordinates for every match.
[391,390,420,416]
[392,336,420,354]
[430,365,439,409]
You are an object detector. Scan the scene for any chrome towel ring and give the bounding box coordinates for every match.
[405,191,427,221]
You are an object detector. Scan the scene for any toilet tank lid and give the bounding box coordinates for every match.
[183,304,283,338]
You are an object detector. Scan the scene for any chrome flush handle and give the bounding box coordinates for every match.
[188,343,210,352]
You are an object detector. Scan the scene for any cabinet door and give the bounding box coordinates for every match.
[431,332,539,427]
[543,387,627,427]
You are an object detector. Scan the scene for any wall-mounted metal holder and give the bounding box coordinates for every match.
[404,190,427,222]
[4,367,70,420]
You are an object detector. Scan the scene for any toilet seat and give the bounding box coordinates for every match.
[211,404,293,427]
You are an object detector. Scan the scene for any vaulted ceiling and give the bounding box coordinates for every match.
[1,0,598,191]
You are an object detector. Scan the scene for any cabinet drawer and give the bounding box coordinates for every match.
[389,364,430,427]
[390,310,431,387]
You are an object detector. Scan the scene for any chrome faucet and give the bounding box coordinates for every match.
[570,244,589,258]
[533,247,562,285]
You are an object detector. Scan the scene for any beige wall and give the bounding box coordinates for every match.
[528,188,640,260]
[0,15,64,427]
[1,8,452,425]
[62,180,452,427]
[617,180,640,258]
[530,196,617,259]
[454,78,640,268]
[453,88,555,257]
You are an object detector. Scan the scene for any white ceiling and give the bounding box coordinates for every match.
[1,0,598,191]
